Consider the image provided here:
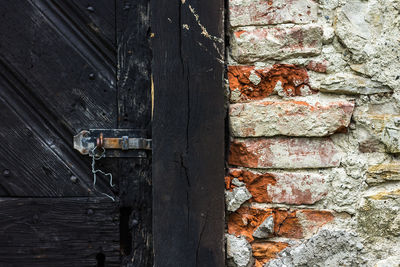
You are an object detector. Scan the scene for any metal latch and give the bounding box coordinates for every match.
[73,129,151,158]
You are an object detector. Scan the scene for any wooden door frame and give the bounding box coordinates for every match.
[151,0,225,266]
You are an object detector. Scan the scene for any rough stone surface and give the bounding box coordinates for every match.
[325,167,365,214]
[226,169,328,205]
[357,187,400,241]
[320,73,392,95]
[229,138,341,169]
[334,0,400,90]
[230,97,355,137]
[375,256,400,267]
[367,163,400,185]
[226,0,400,264]
[226,186,253,212]
[226,234,254,267]
[353,112,400,153]
[231,25,323,63]
[266,230,364,267]
[229,0,318,27]
[228,65,314,103]
[318,73,392,95]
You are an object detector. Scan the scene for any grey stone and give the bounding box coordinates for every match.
[253,215,274,239]
[226,234,254,267]
[225,186,252,212]
[319,73,392,95]
[266,230,364,267]
[375,256,400,267]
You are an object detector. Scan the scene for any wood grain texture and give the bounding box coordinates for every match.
[66,0,116,50]
[0,197,119,267]
[151,0,225,266]
[117,1,153,266]
[0,0,117,133]
[0,3,117,197]
[0,2,121,265]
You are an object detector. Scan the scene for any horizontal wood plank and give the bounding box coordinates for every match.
[0,197,120,266]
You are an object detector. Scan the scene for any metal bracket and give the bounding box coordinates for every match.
[73,129,151,158]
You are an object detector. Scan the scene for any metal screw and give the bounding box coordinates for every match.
[3,169,10,177]
[87,6,95,12]
[89,73,95,80]
[70,175,78,183]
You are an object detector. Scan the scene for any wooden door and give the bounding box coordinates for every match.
[0,1,152,266]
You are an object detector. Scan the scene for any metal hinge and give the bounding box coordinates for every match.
[73,129,151,158]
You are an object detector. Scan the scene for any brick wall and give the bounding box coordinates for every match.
[225,0,400,266]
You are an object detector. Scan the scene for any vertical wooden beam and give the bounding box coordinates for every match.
[152,0,225,266]
[116,1,153,266]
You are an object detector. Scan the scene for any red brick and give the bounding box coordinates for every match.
[306,60,328,73]
[227,206,335,242]
[228,64,316,102]
[227,169,328,205]
[229,138,341,169]
[252,242,289,265]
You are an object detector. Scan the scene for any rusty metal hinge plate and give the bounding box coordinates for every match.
[73,129,151,158]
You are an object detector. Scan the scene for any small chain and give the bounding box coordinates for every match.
[91,146,115,201]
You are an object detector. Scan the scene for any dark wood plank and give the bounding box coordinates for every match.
[116,1,153,266]
[0,197,119,267]
[65,0,116,50]
[0,59,116,198]
[0,0,117,133]
[151,0,225,266]
[0,1,119,198]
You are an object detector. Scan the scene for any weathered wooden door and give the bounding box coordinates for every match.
[0,1,152,266]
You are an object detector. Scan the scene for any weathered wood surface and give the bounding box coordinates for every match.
[152,0,225,266]
[0,0,118,197]
[0,1,122,265]
[0,197,119,267]
[117,1,153,266]
[0,0,117,133]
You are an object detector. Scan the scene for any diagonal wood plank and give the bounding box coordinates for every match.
[65,0,116,50]
[0,91,93,197]
[38,0,116,67]
[0,0,117,133]
[0,1,119,197]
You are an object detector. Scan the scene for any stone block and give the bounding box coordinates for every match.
[231,25,323,63]
[229,0,318,27]
[367,163,400,185]
[229,137,341,169]
[357,188,400,241]
[319,73,392,95]
[230,98,355,137]
[226,234,254,267]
